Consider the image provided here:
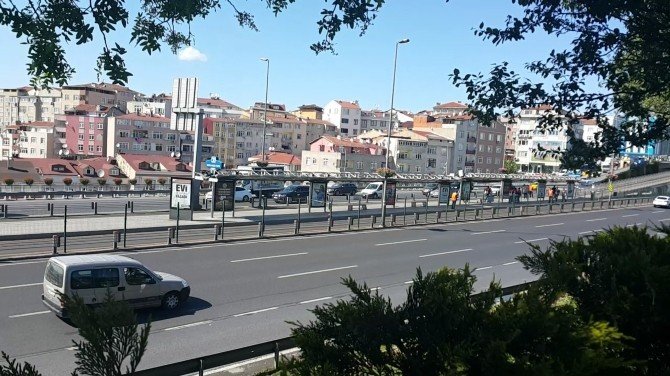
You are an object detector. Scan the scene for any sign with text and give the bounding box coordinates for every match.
[171,178,192,209]
[215,180,235,211]
[310,182,327,208]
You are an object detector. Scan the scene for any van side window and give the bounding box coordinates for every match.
[71,270,94,290]
[125,268,155,285]
[93,268,119,288]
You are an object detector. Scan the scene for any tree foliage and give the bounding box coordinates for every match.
[0,0,383,87]
[518,225,670,375]
[449,0,670,160]
[0,292,150,376]
[278,266,634,375]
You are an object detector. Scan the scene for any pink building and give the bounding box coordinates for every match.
[57,104,122,158]
[310,135,382,155]
[106,113,176,157]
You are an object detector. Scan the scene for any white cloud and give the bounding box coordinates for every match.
[177,46,207,62]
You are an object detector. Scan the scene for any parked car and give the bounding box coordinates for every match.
[653,196,670,208]
[42,255,190,317]
[422,183,439,196]
[205,187,256,203]
[273,185,310,204]
[429,189,440,198]
[327,183,358,196]
[359,182,383,199]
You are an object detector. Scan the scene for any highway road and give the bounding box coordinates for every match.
[0,205,668,375]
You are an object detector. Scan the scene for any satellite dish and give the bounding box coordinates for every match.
[176,152,182,158]
[65,150,70,156]
[58,150,63,156]
[97,170,105,178]
[170,152,175,157]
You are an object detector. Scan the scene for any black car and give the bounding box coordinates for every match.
[272,185,310,203]
[327,183,358,196]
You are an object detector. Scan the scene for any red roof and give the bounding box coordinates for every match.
[24,158,79,176]
[412,130,449,141]
[336,100,360,110]
[319,135,374,149]
[580,118,598,125]
[249,152,301,166]
[119,154,191,173]
[72,157,125,178]
[435,101,467,109]
[17,121,54,128]
[527,104,554,111]
[197,97,239,109]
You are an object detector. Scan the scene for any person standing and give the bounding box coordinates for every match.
[450,191,458,209]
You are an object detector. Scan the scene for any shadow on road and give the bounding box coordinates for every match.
[136,296,212,323]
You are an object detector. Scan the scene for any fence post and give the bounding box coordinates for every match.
[214,224,221,241]
[123,203,128,247]
[357,198,362,229]
[63,205,67,253]
[175,203,180,244]
[404,197,408,226]
[52,234,59,254]
[113,230,119,250]
[221,206,225,240]
[294,220,299,235]
[390,214,396,226]
[167,228,174,245]
[258,222,264,237]
[348,217,353,231]
[414,212,419,225]
[434,211,439,223]
[297,200,301,233]
[370,215,376,229]
[261,197,267,234]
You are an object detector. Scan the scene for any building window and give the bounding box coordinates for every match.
[495,158,500,165]
[40,138,45,144]
[89,134,95,141]
[353,119,359,125]
[341,118,349,124]
[322,158,329,166]
[427,147,436,154]
[79,122,84,128]
[478,157,483,163]
[30,137,36,143]
[78,145,84,152]
[415,153,422,159]
[356,161,363,170]
[496,147,502,153]
[480,132,485,139]
[427,158,436,168]
[457,156,463,162]
[457,143,463,151]
[152,133,162,139]
[89,123,94,129]
[97,123,104,130]
[398,152,408,160]
[97,145,102,152]
[486,157,492,164]
[78,134,84,140]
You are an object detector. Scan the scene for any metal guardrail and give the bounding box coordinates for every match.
[0,189,170,200]
[134,282,536,376]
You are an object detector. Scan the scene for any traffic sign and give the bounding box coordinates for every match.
[205,156,223,170]
[608,182,614,192]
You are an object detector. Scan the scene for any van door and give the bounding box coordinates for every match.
[69,269,98,305]
[122,267,161,308]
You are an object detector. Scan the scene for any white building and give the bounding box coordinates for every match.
[0,87,63,127]
[371,129,453,174]
[515,105,571,173]
[323,100,362,136]
[0,122,56,160]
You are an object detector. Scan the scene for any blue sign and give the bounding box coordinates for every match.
[205,157,223,170]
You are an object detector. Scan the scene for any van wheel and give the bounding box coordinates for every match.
[162,292,180,310]
[242,195,250,202]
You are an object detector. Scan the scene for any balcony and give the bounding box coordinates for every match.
[465,148,476,155]
[466,136,476,143]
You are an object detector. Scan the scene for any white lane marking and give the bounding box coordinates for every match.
[622,214,639,218]
[534,223,564,228]
[0,282,41,290]
[475,265,493,271]
[164,320,213,331]
[277,265,357,279]
[0,260,47,268]
[300,297,332,304]
[419,248,473,258]
[404,280,414,284]
[375,238,427,247]
[369,287,381,292]
[234,307,278,317]
[626,223,643,227]
[230,252,308,263]
[502,261,519,266]
[471,230,506,235]
[660,218,670,222]
[66,346,77,351]
[578,229,603,235]
[585,218,607,222]
[514,238,548,244]
[8,310,50,318]
[652,210,664,213]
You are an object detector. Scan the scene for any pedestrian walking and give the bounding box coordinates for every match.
[450,191,458,209]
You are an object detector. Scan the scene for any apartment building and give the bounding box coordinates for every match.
[303,118,338,146]
[292,104,323,120]
[515,105,571,173]
[248,102,293,121]
[503,118,517,161]
[57,104,124,158]
[204,117,265,168]
[360,110,390,134]
[323,100,362,136]
[106,114,177,158]
[0,122,55,159]
[372,129,453,174]
[301,135,385,173]
[61,83,140,113]
[0,87,62,126]
[474,121,507,173]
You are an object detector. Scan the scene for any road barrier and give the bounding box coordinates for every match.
[134,281,535,376]
[0,195,657,260]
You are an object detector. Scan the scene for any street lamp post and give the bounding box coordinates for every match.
[260,58,270,163]
[381,38,409,227]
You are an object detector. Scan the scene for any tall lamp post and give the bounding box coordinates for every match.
[260,58,270,163]
[381,38,410,227]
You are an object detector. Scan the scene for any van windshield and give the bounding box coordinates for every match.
[365,183,380,190]
[45,261,64,288]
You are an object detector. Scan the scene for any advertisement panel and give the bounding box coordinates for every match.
[171,178,192,209]
[385,181,397,206]
[438,184,451,204]
[501,179,513,197]
[537,181,547,199]
[215,180,235,211]
[310,182,327,208]
[566,181,575,198]
[460,180,472,201]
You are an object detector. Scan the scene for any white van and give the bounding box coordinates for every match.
[42,255,190,317]
[360,182,384,199]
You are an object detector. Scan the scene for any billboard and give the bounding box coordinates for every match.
[214,180,235,211]
[171,178,192,209]
[310,182,327,208]
[385,182,397,206]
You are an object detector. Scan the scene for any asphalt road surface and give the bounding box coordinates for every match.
[0,205,668,375]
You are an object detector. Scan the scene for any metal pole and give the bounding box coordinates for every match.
[176,203,180,244]
[123,203,128,247]
[261,197,267,233]
[297,199,301,232]
[404,197,407,226]
[210,183,215,218]
[63,205,67,253]
[381,178,388,227]
[357,197,361,229]
[221,205,225,239]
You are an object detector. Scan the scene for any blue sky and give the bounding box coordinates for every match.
[0,0,577,112]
